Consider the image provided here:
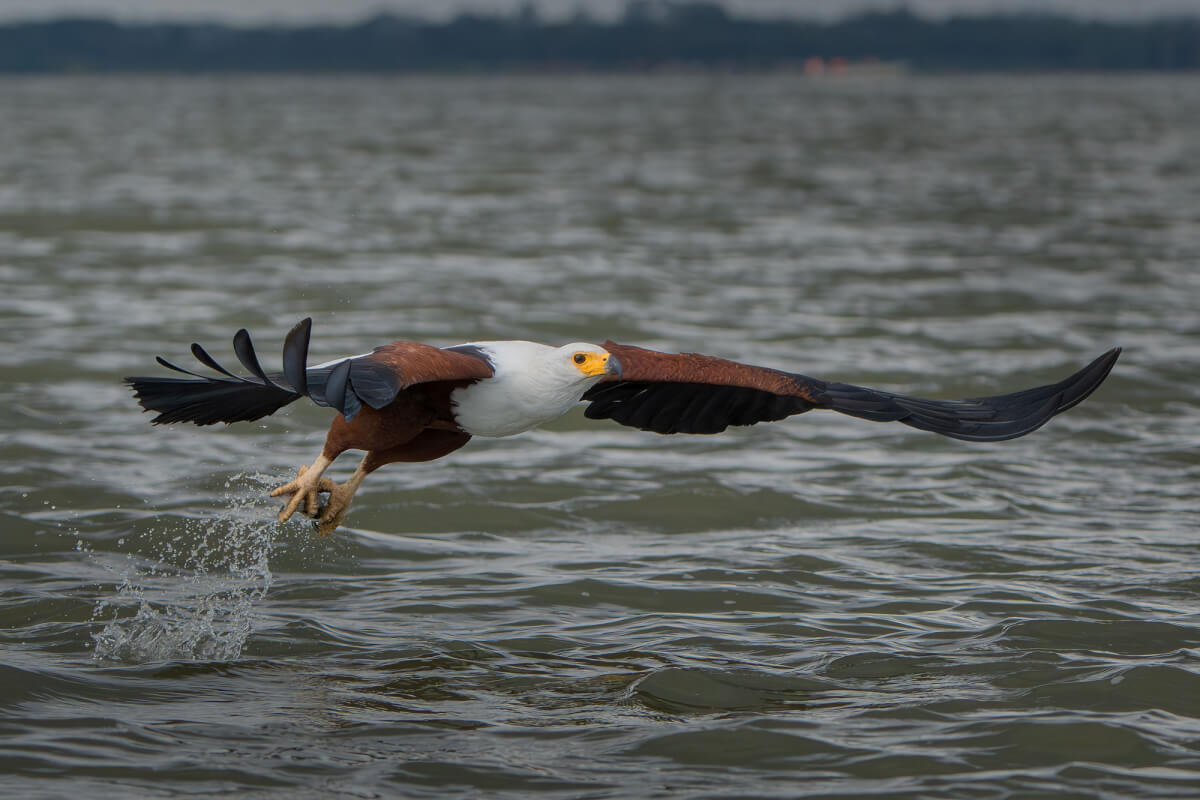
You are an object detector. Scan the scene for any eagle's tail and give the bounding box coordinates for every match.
[125,318,312,426]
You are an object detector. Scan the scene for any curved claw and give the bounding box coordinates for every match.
[293,477,339,519]
[270,463,335,522]
[314,481,356,537]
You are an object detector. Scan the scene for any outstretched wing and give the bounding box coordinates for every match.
[127,318,494,425]
[583,342,1120,441]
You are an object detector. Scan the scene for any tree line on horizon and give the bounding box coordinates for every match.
[0,2,1197,73]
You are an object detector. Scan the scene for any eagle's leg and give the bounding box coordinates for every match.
[270,452,337,523]
[313,430,473,537]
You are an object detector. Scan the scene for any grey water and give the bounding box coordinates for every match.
[1,73,1198,798]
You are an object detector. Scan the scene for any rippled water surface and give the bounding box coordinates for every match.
[1,73,1198,798]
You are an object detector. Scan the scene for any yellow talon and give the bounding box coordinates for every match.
[314,480,356,536]
[269,457,334,523]
[267,454,363,537]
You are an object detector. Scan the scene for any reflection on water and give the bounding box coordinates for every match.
[0,73,1198,798]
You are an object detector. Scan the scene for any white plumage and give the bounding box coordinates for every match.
[450,341,611,437]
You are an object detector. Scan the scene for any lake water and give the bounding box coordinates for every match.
[1,73,1198,798]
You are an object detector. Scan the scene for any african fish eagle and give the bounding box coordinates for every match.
[125,318,1120,536]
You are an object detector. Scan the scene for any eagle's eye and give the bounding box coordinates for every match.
[573,353,587,365]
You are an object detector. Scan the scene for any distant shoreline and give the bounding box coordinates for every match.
[1,7,1198,74]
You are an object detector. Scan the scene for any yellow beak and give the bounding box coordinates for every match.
[577,352,613,378]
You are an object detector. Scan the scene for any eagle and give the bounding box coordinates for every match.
[125,318,1120,536]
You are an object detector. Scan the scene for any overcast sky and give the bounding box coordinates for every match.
[0,0,1197,24]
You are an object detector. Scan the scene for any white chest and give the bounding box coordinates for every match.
[447,341,598,438]
[449,377,576,437]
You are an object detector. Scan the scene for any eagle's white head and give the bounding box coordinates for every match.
[449,340,620,438]
[557,342,619,381]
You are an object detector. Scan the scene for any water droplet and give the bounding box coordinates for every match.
[89,475,275,665]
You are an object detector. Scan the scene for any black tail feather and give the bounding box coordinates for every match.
[126,319,314,426]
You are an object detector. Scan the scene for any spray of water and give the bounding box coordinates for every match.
[91,473,278,664]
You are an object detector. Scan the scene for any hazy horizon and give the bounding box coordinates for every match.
[1,0,1199,26]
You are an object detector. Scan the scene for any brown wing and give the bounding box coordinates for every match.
[583,341,1121,441]
[308,339,494,420]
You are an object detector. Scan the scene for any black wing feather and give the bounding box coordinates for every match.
[232,329,281,390]
[281,318,311,395]
[130,328,301,426]
[154,355,213,379]
[191,342,245,381]
[323,359,353,417]
[585,348,1120,441]
[818,348,1120,441]
[127,376,298,426]
[345,357,404,410]
[585,382,813,435]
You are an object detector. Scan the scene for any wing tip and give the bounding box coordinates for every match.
[1054,345,1122,415]
[282,317,313,396]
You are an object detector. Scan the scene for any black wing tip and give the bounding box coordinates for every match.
[1051,345,1122,415]
[1090,346,1122,375]
[1095,345,1122,377]
[282,317,313,396]
[125,371,297,426]
[815,346,1123,443]
[127,321,315,426]
[935,347,1122,441]
[1099,346,1122,379]
[1092,346,1122,376]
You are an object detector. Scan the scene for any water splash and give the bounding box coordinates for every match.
[92,473,277,664]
